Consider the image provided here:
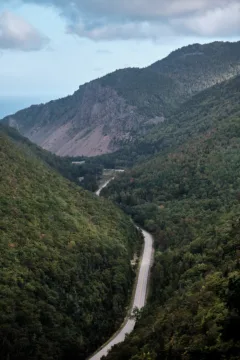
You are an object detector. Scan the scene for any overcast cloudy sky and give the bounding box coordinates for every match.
[0,0,239,101]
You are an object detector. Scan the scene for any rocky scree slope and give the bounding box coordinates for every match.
[2,41,240,157]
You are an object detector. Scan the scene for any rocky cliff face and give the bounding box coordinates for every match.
[3,41,240,157]
[4,82,146,156]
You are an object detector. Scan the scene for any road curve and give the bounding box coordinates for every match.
[89,180,154,360]
[95,178,114,196]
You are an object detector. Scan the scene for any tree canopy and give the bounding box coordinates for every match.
[100,75,240,360]
[0,132,141,360]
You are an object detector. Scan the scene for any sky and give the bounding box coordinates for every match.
[0,0,239,103]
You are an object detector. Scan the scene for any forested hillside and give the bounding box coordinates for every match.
[105,212,240,360]
[3,41,240,156]
[0,132,141,360]
[150,41,240,95]
[84,74,240,170]
[0,124,103,191]
[101,75,240,359]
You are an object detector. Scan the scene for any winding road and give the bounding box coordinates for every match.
[89,179,154,360]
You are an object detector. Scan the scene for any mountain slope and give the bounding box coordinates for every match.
[101,75,240,359]
[85,73,240,169]
[3,41,240,157]
[150,41,240,95]
[0,124,103,191]
[0,131,141,360]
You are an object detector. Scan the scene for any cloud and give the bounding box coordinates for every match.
[172,2,240,37]
[14,0,236,19]
[0,11,49,51]
[7,0,240,40]
[67,21,174,41]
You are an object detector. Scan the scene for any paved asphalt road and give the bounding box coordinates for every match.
[89,180,154,360]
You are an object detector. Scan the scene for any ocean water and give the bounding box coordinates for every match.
[0,96,52,119]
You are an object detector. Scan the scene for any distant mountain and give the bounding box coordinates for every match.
[0,130,140,360]
[2,41,240,157]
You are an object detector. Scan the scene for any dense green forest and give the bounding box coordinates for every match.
[0,132,141,360]
[100,76,240,359]
[105,212,240,360]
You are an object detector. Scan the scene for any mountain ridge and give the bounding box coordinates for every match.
[2,40,240,157]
